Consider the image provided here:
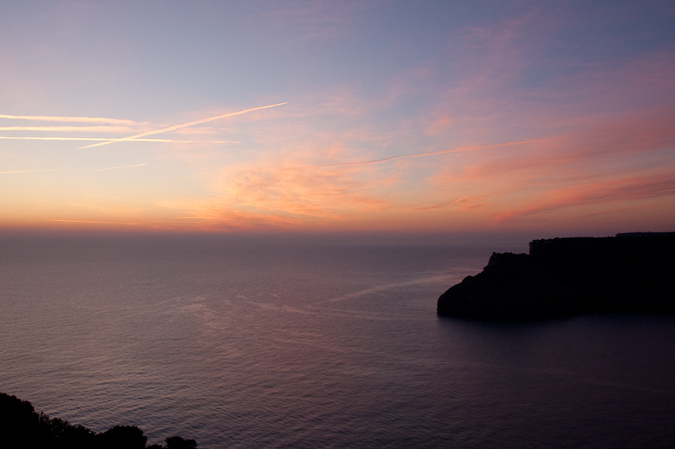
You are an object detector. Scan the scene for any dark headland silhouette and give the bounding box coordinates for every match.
[0,392,197,449]
[438,232,675,319]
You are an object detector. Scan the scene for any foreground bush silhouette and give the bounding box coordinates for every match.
[0,392,197,448]
[98,425,147,449]
[148,436,198,449]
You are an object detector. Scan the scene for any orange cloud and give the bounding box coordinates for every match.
[221,162,393,219]
[156,198,300,231]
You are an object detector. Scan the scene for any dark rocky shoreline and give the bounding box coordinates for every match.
[437,232,675,319]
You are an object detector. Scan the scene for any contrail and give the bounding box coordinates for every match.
[0,136,237,143]
[413,196,468,211]
[0,126,137,132]
[0,114,140,125]
[1,169,58,174]
[78,102,288,150]
[95,163,147,172]
[49,219,142,225]
[448,196,468,206]
[280,138,553,170]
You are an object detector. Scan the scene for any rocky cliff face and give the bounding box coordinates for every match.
[437,233,675,319]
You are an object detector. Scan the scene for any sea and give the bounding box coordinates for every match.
[1,234,674,448]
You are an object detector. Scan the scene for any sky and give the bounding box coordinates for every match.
[1,0,674,239]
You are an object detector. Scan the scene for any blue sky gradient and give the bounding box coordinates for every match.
[1,1,674,237]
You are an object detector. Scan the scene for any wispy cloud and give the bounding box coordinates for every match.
[176,111,550,228]
[157,199,301,231]
[429,106,675,190]
[265,1,372,42]
[78,102,288,149]
[495,169,675,222]
[94,163,147,172]
[279,139,552,170]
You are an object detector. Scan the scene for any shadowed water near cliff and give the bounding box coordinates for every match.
[1,236,674,448]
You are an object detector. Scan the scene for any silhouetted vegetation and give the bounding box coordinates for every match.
[148,436,198,449]
[0,392,197,449]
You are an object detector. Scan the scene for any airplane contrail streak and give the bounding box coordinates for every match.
[0,136,237,143]
[449,196,467,206]
[95,163,148,171]
[1,169,58,174]
[49,219,142,225]
[280,138,553,170]
[78,102,288,150]
[0,126,137,132]
[413,196,469,211]
[0,114,140,125]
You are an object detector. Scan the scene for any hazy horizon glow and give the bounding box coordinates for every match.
[2,1,674,239]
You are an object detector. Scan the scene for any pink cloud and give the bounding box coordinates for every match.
[263,0,375,42]
[495,169,675,223]
[425,115,454,136]
[434,105,675,185]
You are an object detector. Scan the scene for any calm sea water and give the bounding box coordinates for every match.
[1,235,674,448]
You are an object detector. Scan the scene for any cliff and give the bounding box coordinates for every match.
[437,233,675,319]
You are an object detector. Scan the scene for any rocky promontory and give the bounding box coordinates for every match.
[437,233,675,319]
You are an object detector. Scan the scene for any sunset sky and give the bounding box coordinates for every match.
[2,1,674,237]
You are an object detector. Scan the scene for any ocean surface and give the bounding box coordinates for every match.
[1,235,674,448]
